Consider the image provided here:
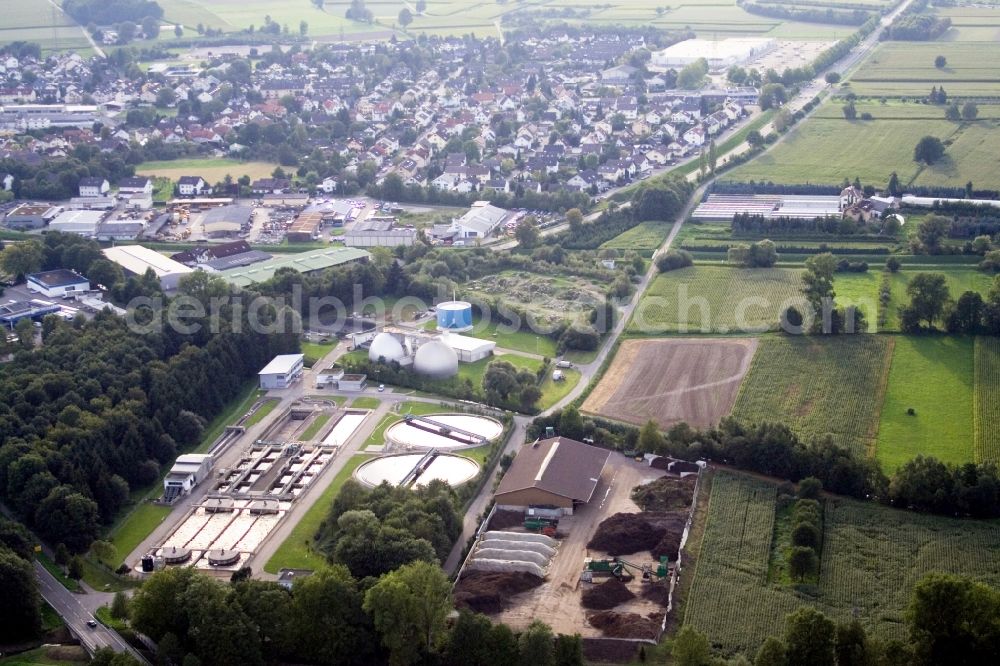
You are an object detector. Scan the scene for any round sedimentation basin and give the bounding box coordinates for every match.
[355,453,479,488]
[385,414,502,449]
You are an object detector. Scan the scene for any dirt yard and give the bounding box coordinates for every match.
[488,456,671,640]
[582,338,758,429]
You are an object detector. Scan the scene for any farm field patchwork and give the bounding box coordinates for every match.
[850,42,1000,97]
[876,336,975,472]
[0,0,91,53]
[582,337,758,429]
[731,335,893,456]
[630,265,804,334]
[683,471,1000,655]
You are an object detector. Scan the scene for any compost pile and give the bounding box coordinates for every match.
[488,509,525,530]
[581,577,636,610]
[587,511,686,559]
[641,583,671,607]
[587,611,661,640]
[631,475,697,511]
[453,570,543,614]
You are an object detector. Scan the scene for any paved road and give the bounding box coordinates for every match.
[33,561,147,662]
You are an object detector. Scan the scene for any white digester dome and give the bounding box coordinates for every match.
[413,339,459,379]
[369,332,405,363]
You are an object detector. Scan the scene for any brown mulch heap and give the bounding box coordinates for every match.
[488,509,524,530]
[452,570,544,614]
[581,638,639,663]
[641,582,671,607]
[631,475,697,511]
[581,577,636,610]
[587,511,686,557]
[587,611,661,640]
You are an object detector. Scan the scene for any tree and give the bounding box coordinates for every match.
[886,257,901,273]
[35,486,100,553]
[787,546,817,581]
[759,83,787,111]
[824,71,841,84]
[913,136,945,165]
[515,216,540,249]
[707,140,717,173]
[835,620,870,666]
[290,565,373,665]
[672,625,711,666]
[677,58,709,89]
[945,103,961,121]
[557,406,584,440]
[174,24,183,38]
[887,171,901,197]
[916,215,949,253]
[299,20,308,35]
[946,291,984,333]
[554,633,583,666]
[399,8,413,27]
[14,318,34,350]
[798,477,822,500]
[656,249,693,272]
[68,555,84,580]
[0,547,41,641]
[1,240,43,278]
[935,55,947,68]
[110,590,130,621]
[747,130,764,148]
[754,637,787,666]
[518,620,555,666]
[141,16,160,39]
[843,101,857,120]
[962,101,978,121]
[791,522,820,549]
[784,607,835,666]
[417,0,427,12]
[906,273,950,328]
[638,420,665,454]
[90,540,117,568]
[363,561,451,666]
[566,208,583,232]
[907,573,1000,665]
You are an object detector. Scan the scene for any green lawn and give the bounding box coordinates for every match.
[263,454,374,573]
[351,397,381,409]
[851,41,1000,97]
[537,368,581,411]
[0,646,88,665]
[876,336,976,472]
[302,341,336,366]
[363,414,397,449]
[459,444,496,467]
[466,317,559,357]
[300,413,331,441]
[107,503,172,567]
[244,399,279,426]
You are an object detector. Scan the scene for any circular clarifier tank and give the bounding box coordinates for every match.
[385,414,503,449]
[355,453,479,488]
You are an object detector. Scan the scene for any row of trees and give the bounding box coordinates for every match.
[739,1,873,27]
[899,271,1000,334]
[62,0,162,25]
[126,561,585,666]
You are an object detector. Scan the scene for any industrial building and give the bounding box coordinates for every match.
[452,201,510,239]
[102,245,194,289]
[96,219,147,241]
[48,209,105,236]
[360,325,495,379]
[171,241,272,271]
[652,38,775,72]
[202,204,253,238]
[221,246,370,288]
[26,269,89,298]
[286,211,323,243]
[436,301,473,332]
[163,453,214,502]
[0,104,99,131]
[4,203,59,230]
[494,437,611,514]
[259,353,305,389]
[0,299,61,328]
[343,218,416,247]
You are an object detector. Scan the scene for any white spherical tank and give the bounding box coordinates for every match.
[369,332,405,363]
[413,339,459,378]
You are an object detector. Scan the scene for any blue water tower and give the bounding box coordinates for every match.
[436,301,473,332]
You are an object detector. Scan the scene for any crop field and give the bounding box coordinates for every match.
[582,337,758,429]
[683,471,1000,655]
[630,265,804,334]
[0,0,92,53]
[975,337,1000,464]
[136,158,281,183]
[851,42,1000,97]
[937,6,1000,42]
[877,336,975,472]
[731,335,892,456]
[601,220,672,253]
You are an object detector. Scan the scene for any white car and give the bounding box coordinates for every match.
[377,384,385,392]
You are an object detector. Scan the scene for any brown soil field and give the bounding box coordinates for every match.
[582,338,759,429]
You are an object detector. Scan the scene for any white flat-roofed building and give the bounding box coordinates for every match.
[48,209,105,236]
[259,353,305,389]
[441,333,496,363]
[453,201,509,239]
[102,244,194,289]
[652,38,775,72]
[163,453,213,501]
[26,269,89,298]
